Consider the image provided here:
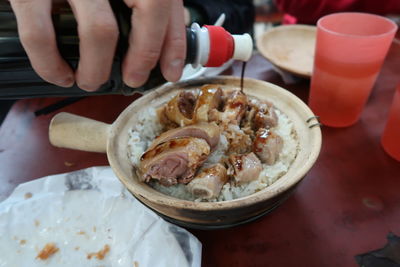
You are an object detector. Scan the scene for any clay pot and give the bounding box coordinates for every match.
[49,76,322,229]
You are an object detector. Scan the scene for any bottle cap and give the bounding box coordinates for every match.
[232,34,253,62]
[204,25,234,67]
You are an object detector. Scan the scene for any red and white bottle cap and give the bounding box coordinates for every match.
[204,25,234,67]
[190,23,253,68]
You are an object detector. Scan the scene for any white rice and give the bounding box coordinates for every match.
[127,105,299,202]
[127,107,162,166]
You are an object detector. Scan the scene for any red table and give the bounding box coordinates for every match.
[0,42,399,266]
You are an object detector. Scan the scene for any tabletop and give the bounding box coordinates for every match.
[0,41,399,266]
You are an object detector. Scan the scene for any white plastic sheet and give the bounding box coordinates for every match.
[0,167,202,267]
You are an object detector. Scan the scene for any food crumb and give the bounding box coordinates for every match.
[24,192,33,199]
[36,243,59,260]
[64,161,75,167]
[77,231,86,235]
[20,239,27,245]
[75,247,80,251]
[93,226,97,232]
[34,220,40,227]
[87,244,110,260]
[134,261,139,267]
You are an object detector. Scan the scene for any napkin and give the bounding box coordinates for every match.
[0,166,202,267]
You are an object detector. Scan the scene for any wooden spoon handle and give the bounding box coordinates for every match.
[49,112,110,153]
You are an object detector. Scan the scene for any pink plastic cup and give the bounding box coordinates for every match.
[381,85,400,161]
[309,13,398,127]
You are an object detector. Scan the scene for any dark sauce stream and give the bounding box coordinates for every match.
[240,61,247,93]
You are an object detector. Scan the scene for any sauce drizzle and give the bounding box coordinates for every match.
[240,61,247,93]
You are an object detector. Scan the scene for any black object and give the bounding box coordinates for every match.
[34,97,86,116]
[184,0,255,34]
[355,232,400,267]
[0,2,196,99]
[0,100,15,125]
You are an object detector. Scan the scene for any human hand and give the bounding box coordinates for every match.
[9,0,186,91]
[122,0,186,88]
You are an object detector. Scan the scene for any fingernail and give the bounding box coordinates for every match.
[78,84,99,92]
[171,59,183,68]
[125,71,149,88]
[57,76,74,88]
[167,59,184,82]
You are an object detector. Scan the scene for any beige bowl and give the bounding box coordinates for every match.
[49,76,321,229]
[257,25,317,78]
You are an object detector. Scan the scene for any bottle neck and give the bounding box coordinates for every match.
[185,27,197,65]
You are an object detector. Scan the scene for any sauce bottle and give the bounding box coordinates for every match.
[0,2,252,99]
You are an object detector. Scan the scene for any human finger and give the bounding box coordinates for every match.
[159,0,186,82]
[67,0,119,91]
[122,0,171,88]
[10,0,74,87]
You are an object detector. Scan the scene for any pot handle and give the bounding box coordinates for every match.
[49,112,111,153]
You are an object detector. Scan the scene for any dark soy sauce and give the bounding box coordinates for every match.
[240,61,247,93]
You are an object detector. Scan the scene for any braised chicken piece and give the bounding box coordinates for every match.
[241,126,256,140]
[209,90,247,125]
[157,106,178,130]
[223,124,252,154]
[228,152,262,184]
[250,99,278,130]
[240,105,257,129]
[149,122,220,151]
[139,137,210,186]
[253,128,283,165]
[223,90,248,124]
[253,109,278,130]
[187,163,228,199]
[193,85,223,122]
[165,91,197,126]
